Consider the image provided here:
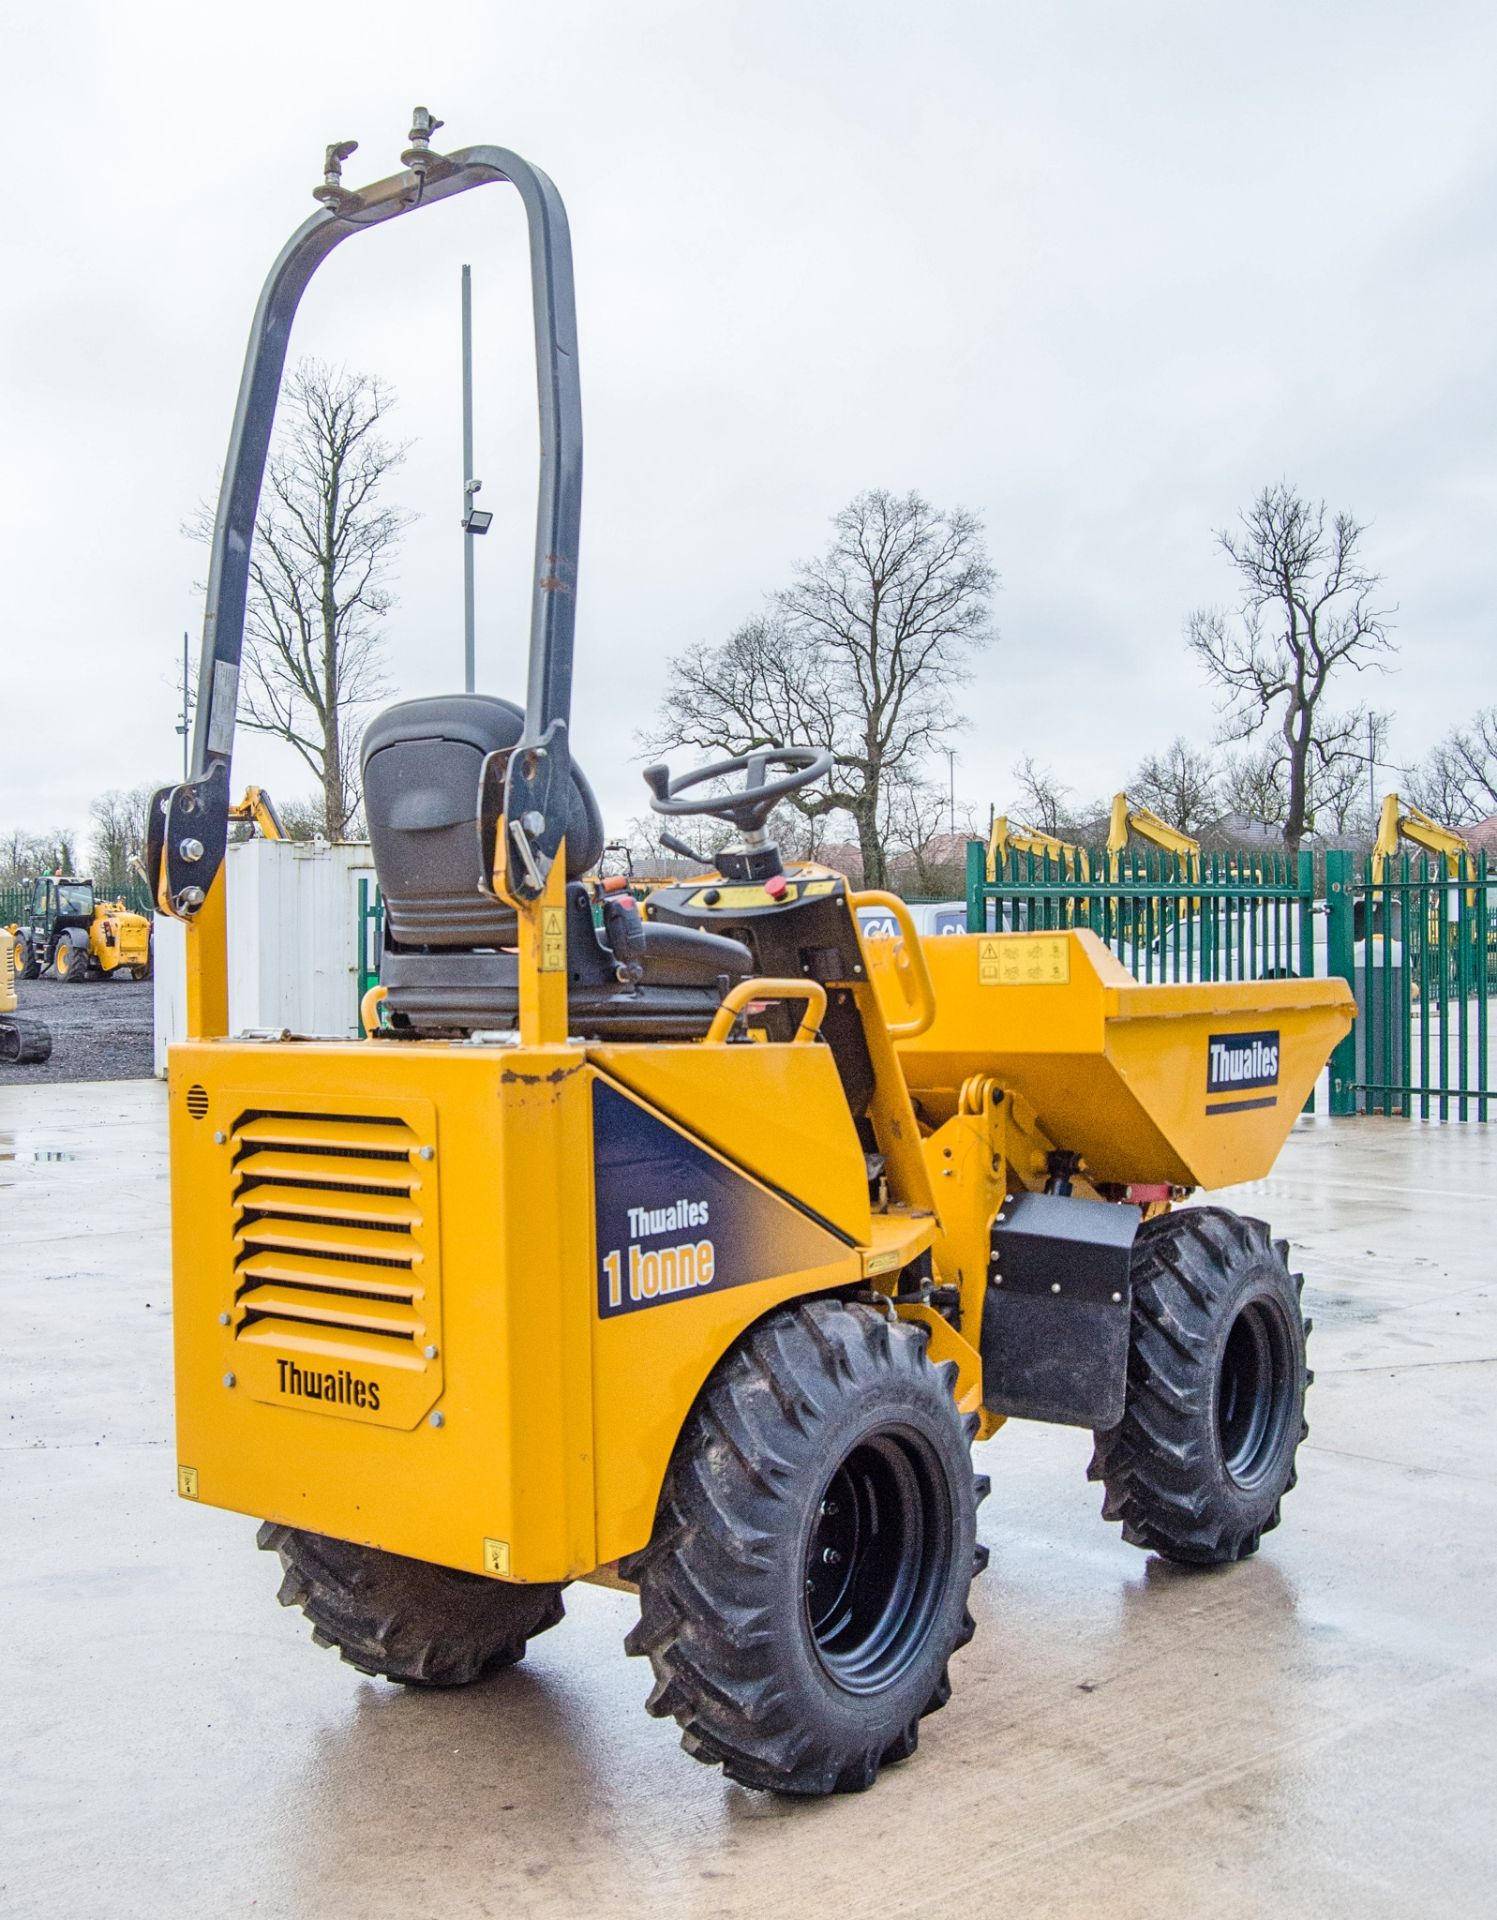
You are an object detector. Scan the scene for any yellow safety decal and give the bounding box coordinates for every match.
[177,1466,200,1500]
[686,883,812,909]
[863,1248,902,1277]
[979,934,1070,986]
[539,906,566,972]
[483,1537,512,1576]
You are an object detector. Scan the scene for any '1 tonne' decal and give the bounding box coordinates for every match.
[592,1080,847,1318]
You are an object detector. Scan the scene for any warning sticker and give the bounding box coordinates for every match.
[540,905,566,973]
[979,935,1070,986]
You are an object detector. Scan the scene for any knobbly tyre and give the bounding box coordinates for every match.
[154,112,1354,1798]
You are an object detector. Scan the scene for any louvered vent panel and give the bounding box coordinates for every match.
[230,1111,429,1349]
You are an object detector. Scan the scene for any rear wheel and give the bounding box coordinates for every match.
[257,1523,566,1686]
[1088,1207,1308,1565]
[624,1300,988,1796]
[16,935,39,980]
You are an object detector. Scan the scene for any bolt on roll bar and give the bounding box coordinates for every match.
[162,109,582,915]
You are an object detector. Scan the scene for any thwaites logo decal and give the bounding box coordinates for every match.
[592,1080,847,1317]
[1206,1030,1280,1113]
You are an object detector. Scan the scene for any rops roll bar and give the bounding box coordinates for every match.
[148,109,581,916]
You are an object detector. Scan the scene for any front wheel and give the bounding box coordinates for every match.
[257,1524,566,1685]
[53,938,88,984]
[624,1300,988,1796]
[16,935,39,980]
[1088,1207,1308,1565]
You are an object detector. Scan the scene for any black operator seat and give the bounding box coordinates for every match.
[361,694,752,1039]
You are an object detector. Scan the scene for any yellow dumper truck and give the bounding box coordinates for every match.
[153,115,1354,1798]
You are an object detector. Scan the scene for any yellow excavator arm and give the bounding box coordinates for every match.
[1372,793,1470,882]
[228,787,286,840]
[985,816,1090,884]
[1107,794,1202,881]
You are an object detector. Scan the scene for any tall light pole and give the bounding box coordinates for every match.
[177,631,190,777]
[461,263,477,694]
[1367,710,1377,824]
[946,748,957,837]
[458,268,495,689]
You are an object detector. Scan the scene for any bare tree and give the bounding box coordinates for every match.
[1219,711,1389,839]
[1408,707,1497,825]
[2,828,78,879]
[879,770,975,896]
[0,829,60,890]
[1007,757,1069,835]
[1219,745,1286,831]
[647,491,996,888]
[88,786,163,896]
[1187,483,1394,851]
[195,358,412,838]
[1002,757,1107,839]
[1308,709,1391,835]
[1128,737,1221,836]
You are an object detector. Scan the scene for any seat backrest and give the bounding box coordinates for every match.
[362,694,604,949]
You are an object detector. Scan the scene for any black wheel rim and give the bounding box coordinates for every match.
[1217,1294,1296,1490]
[803,1427,951,1695]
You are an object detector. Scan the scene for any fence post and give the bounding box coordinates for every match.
[1296,849,1316,1110]
[1297,850,1315,976]
[1325,849,1357,1115]
[965,837,985,933]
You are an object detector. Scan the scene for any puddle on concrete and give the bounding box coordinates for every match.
[0,1136,79,1163]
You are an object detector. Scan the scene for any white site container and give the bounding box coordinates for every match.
[153,838,376,1075]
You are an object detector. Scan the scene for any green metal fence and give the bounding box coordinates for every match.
[346,847,1493,1119]
[966,840,1494,1122]
[1328,848,1492,1121]
[965,842,1319,982]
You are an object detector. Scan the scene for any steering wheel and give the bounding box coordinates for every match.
[643,746,833,835]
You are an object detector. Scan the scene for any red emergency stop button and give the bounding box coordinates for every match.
[764,873,788,900]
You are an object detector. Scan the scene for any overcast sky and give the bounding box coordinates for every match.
[3,1,1493,858]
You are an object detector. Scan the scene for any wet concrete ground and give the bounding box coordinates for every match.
[3,1082,1494,1918]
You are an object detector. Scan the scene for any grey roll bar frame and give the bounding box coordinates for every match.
[184,128,581,902]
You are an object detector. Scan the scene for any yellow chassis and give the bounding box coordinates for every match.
[170,863,1352,1588]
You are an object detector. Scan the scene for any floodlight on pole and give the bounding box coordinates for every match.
[461,262,478,692]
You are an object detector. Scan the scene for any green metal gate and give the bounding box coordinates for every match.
[1327,848,1492,1120]
[966,840,1493,1122]
[965,842,1320,982]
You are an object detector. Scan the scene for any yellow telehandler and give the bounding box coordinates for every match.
[153,115,1354,1798]
[10,874,152,984]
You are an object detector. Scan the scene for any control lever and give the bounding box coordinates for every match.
[602,892,647,983]
[659,832,713,867]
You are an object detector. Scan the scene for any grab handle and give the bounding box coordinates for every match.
[705,978,828,1047]
[851,891,936,1040]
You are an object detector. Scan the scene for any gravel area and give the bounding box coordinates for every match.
[0,975,154,1085]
